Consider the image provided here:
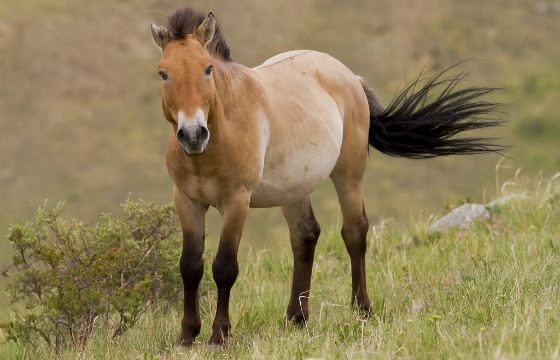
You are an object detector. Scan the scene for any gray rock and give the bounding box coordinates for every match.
[485,193,529,209]
[429,203,490,233]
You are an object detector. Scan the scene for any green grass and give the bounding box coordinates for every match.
[1,0,560,355]
[2,176,559,359]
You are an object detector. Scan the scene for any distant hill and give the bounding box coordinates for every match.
[1,0,559,261]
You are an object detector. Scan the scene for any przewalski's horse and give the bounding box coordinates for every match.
[150,8,503,345]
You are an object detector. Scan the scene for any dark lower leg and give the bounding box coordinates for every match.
[287,225,320,323]
[178,237,204,345]
[283,199,320,324]
[348,248,369,311]
[209,244,239,344]
[342,207,371,313]
[208,194,248,345]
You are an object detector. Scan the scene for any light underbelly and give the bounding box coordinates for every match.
[250,149,340,207]
[250,119,343,208]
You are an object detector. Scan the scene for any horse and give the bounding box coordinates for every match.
[150,7,503,345]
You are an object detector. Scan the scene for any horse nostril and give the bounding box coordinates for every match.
[176,128,186,142]
[200,126,209,139]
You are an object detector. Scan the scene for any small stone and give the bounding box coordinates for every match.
[485,193,529,209]
[428,204,490,233]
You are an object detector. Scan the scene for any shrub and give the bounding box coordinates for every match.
[1,200,182,352]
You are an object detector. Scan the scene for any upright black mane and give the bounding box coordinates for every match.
[167,7,232,62]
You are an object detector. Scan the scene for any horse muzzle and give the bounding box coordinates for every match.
[176,124,210,155]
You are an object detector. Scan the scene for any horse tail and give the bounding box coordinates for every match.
[363,68,505,159]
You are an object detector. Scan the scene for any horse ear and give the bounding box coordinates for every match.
[151,23,170,51]
[194,12,216,47]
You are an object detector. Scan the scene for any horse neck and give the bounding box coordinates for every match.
[207,60,257,140]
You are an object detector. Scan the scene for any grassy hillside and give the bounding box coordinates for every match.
[1,175,559,359]
[1,0,560,257]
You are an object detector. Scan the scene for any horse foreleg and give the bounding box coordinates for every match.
[209,190,250,345]
[174,187,208,346]
[281,197,321,324]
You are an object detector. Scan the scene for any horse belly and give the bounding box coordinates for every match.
[250,116,343,208]
[250,149,339,207]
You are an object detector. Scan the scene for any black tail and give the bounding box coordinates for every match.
[364,68,505,159]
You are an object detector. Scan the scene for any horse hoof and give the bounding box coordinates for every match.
[208,335,226,346]
[208,327,229,345]
[354,303,372,318]
[177,334,196,347]
[287,311,309,326]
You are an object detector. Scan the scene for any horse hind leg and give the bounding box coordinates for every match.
[281,197,321,323]
[330,171,372,314]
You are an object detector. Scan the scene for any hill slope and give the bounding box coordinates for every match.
[1,0,560,257]
[1,176,559,359]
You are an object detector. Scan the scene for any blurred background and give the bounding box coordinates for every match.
[1,0,559,264]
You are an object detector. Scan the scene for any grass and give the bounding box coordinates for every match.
[2,175,559,359]
[1,0,560,356]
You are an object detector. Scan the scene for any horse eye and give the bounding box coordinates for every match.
[204,65,213,76]
[158,70,168,81]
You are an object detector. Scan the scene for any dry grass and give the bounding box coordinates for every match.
[1,175,559,359]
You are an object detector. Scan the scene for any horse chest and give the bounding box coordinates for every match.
[172,171,224,206]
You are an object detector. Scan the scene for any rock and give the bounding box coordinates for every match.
[428,204,490,233]
[485,193,529,209]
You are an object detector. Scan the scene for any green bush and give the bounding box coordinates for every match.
[1,200,182,352]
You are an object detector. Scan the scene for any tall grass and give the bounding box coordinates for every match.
[1,176,559,359]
